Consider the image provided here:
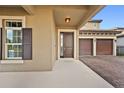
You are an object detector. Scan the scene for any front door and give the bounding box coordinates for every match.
[60,32,74,58]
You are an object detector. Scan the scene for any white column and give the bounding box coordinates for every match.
[93,38,96,56]
[58,30,60,59]
[76,30,79,60]
[113,39,117,56]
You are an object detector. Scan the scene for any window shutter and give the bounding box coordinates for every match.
[0,28,2,60]
[22,28,32,60]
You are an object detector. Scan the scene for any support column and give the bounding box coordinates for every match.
[93,38,96,56]
[76,30,79,60]
[113,39,117,56]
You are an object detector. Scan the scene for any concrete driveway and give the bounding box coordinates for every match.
[80,56,124,88]
[0,59,113,88]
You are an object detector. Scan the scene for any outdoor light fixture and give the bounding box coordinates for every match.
[65,17,71,23]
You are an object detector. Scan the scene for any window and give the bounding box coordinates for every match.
[94,23,97,27]
[4,20,23,59]
[6,21,22,27]
[0,16,32,63]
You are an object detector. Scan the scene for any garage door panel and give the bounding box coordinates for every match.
[96,39,113,55]
[79,39,93,56]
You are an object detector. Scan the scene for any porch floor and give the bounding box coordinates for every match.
[0,59,113,88]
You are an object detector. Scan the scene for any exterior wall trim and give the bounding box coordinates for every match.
[79,36,116,39]
[58,29,77,59]
[93,38,96,56]
[113,39,117,56]
[0,16,26,28]
[1,60,23,64]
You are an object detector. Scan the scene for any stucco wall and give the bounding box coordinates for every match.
[117,37,124,46]
[51,10,56,66]
[0,7,28,16]
[0,7,55,71]
[80,22,100,30]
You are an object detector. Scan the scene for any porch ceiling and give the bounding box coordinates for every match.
[53,6,89,28]
[53,5,105,29]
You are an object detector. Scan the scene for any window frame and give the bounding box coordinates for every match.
[0,16,26,64]
[0,16,25,63]
[0,16,25,28]
[4,20,23,60]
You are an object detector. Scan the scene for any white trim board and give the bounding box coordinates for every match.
[0,16,26,28]
[78,36,116,39]
[1,60,24,64]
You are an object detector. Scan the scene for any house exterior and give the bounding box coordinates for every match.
[0,5,121,72]
[117,35,124,55]
[80,19,102,30]
[115,28,124,55]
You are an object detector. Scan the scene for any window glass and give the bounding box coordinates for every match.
[5,21,22,27]
[5,20,23,59]
[17,22,22,27]
[6,30,22,43]
[7,29,13,43]
[7,45,22,58]
[6,22,12,27]
[12,22,16,27]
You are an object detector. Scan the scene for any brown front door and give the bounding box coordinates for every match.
[60,32,74,58]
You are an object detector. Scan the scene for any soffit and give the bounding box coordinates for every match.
[53,5,90,28]
[53,5,104,29]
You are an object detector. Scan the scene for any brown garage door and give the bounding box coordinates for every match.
[96,39,113,55]
[79,39,93,56]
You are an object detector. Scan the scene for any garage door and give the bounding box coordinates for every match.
[96,39,113,55]
[79,39,93,56]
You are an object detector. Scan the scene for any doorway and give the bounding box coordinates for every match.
[60,32,74,58]
[58,29,76,59]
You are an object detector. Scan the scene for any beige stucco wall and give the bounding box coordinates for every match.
[80,22,100,30]
[0,7,56,71]
[51,10,56,66]
[0,7,28,16]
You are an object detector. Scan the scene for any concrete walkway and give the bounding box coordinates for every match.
[0,59,113,88]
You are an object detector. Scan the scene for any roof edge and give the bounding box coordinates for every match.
[117,34,124,38]
[88,19,103,23]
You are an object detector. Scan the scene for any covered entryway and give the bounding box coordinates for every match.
[79,39,93,56]
[96,39,113,55]
[55,6,105,59]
